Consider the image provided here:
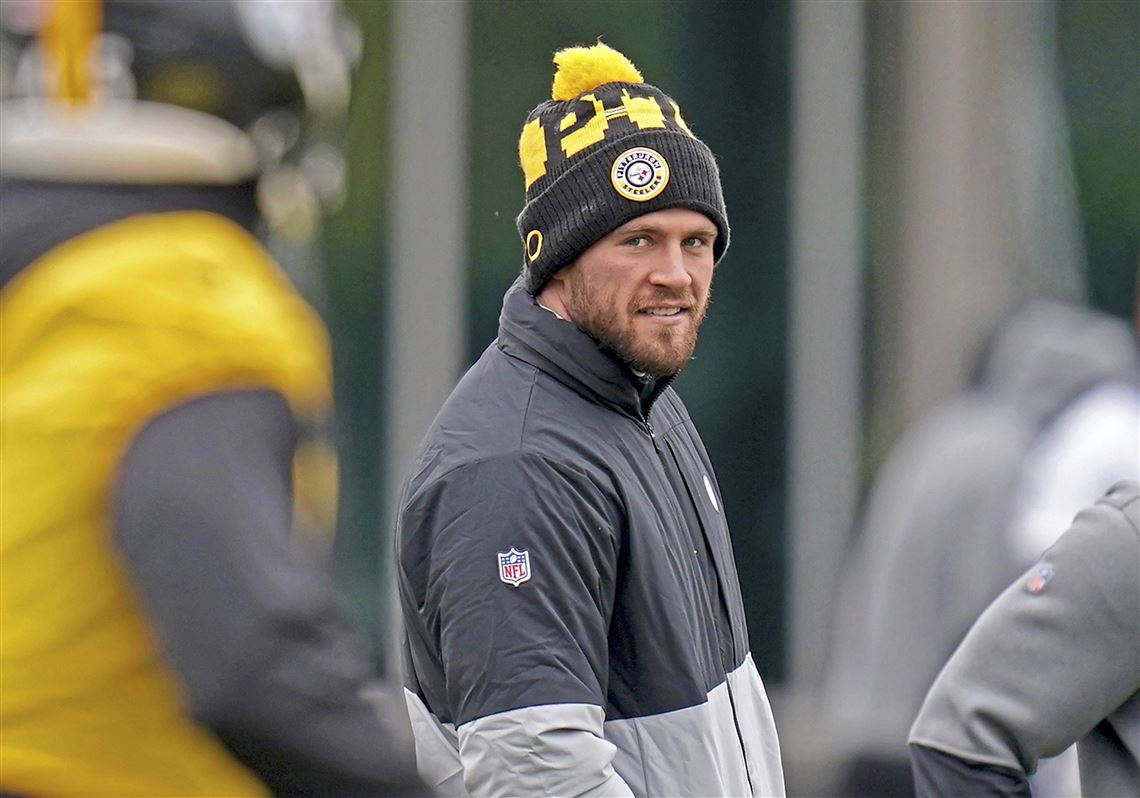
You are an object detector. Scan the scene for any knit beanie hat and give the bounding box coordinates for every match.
[516,43,730,294]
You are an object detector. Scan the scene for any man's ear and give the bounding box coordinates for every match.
[536,269,573,321]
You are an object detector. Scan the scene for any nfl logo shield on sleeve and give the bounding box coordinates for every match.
[498,547,532,587]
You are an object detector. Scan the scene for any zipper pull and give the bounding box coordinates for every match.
[645,418,659,450]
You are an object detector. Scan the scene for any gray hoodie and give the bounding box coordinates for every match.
[824,300,1138,789]
[909,480,1140,798]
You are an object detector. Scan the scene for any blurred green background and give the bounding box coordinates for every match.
[322,0,1138,691]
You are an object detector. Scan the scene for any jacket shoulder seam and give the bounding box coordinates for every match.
[406,450,612,511]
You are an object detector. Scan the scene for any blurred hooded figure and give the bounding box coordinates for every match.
[0,1,427,795]
[822,299,1139,797]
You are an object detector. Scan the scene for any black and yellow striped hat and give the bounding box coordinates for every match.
[516,42,729,294]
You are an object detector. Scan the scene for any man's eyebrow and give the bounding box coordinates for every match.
[612,224,718,238]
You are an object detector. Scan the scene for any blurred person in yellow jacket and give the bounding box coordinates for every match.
[0,1,427,795]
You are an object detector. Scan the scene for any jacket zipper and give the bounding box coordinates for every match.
[650,415,753,794]
[724,676,754,794]
[643,417,660,452]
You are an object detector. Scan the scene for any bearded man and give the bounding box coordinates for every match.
[395,42,786,798]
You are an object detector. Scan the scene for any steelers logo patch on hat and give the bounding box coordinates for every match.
[611,147,670,202]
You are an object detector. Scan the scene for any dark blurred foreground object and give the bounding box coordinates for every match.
[822,300,1139,797]
[0,1,427,795]
[910,480,1140,798]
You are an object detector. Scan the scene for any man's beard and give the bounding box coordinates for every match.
[567,274,709,376]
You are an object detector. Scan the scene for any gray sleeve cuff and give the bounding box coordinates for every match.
[910,744,1030,798]
[458,704,635,797]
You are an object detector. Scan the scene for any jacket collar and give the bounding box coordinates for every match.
[496,275,673,419]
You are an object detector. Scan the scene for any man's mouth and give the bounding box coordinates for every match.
[642,307,684,316]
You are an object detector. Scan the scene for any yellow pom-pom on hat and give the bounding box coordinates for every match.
[551,42,643,101]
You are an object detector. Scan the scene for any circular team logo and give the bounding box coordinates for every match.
[611,147,670,202]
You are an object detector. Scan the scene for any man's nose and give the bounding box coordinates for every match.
[648,244,693,289]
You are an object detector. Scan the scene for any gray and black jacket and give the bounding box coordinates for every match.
[396,277,785,797]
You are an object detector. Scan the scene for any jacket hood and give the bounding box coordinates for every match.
[973,300,1139,428]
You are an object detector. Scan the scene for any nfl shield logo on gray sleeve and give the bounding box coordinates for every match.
[498,547,532,587]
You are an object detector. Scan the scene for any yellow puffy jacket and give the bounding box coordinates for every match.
[0,211,331,796]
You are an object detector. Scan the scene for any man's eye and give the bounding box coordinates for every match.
[684,237,708,248]
[625,236,649,247]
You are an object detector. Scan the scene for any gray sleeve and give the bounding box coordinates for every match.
[908,483,1140,791]
[399,453,630,793]
[115,389,428,797]
[402,454,623,725]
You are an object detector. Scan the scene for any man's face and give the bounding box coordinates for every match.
[560,207,717,376]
